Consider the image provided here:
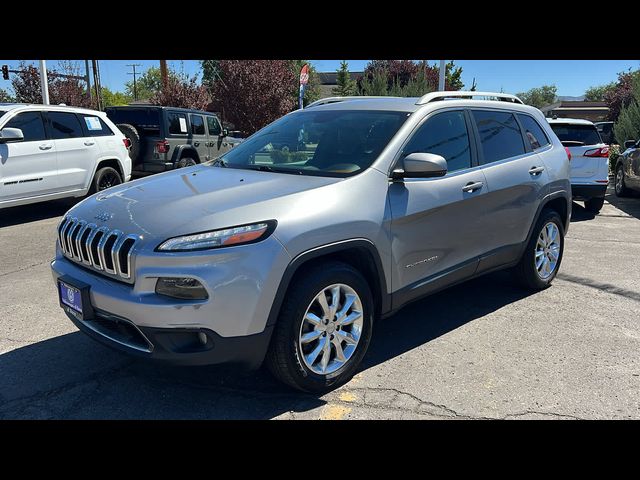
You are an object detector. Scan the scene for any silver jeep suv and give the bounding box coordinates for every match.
[51,92,571,392]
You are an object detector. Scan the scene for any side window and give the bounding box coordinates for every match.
[472,110,525,163]
[206,116,221,136]
[4,111,47,142]
[48,112,84,139]
[517,114,550,150]
[167,112,188,135]
[79,114,114,137]
[403,110,471,172]
[190,114,205,135]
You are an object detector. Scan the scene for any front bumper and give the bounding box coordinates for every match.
[571,183,607,200]
[62,307,273,368]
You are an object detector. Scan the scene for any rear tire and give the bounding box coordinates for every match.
[265,261,374,393]
[584,197,605,213]
[116,124,140,164]
[615,164,630,197]
[176,157,197,168]
[90,166,122,194]
[513,209,564,290]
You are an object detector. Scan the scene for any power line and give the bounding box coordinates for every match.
[127,63,142,101]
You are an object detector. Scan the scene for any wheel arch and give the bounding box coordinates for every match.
[90,157,125,186]
[524,192,571,250]
[171,145,200,164]
[266,239,391,329]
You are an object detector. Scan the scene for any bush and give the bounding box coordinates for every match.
[613,74,640,147]
[608,144,621,176]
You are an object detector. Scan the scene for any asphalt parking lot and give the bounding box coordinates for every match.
[1,187,639,420]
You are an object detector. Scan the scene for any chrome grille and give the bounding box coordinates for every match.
[58,217,139,280]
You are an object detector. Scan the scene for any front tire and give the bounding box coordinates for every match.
[266,261,374,393]
[513,209,564,290]
[584,197,605,213]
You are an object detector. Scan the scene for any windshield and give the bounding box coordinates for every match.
[0,110,6,120]
[215,110,409,177]
[550,124,602,146]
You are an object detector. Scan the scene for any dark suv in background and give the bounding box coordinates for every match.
[105,105,240,175]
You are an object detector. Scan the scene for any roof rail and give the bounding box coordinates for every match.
[416,91,523,105]
[306,96,397,108]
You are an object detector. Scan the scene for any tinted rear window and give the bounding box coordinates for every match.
[472,110,526,163]
[105,108,161,127]
[48,112,84,139]
[517,114,550,150]
[550,124,601,146]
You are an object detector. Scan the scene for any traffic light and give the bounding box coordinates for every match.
[1,65,8,80]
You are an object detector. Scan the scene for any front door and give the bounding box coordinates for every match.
[388,109,491,303]
[206,115,231,159]
[47,111,95,191]
[0,110,58,202]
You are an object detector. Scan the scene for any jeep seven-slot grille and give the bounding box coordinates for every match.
[58,217,139,280]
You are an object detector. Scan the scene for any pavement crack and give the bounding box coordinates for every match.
[0,260,51,278]
[502,410,583,420]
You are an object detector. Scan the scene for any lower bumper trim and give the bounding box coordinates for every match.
[571,183,607,200]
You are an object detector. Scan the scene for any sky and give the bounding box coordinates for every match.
[2,60,639,97]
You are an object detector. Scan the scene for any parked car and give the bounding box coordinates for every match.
[0,103,131,209]
[52,92,571,392]
[547,118,609,213]
[104,105,239,176]
[612,138,640,197]
[594,121,615,145]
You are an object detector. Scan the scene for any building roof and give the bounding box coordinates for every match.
[317,71,364,85]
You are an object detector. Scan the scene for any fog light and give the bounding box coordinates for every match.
[155,277,209,300]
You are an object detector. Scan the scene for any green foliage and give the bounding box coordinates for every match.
[359,68,390,95]
[333,60,356,96]
[608,143,621,175]
[125,66,177,100]
[584,82,616,101]
[445,61,464,91]
[613,75,640,148]
[516,85,557,108]
[200,60,220,90]
[0,87,14,102]
[100,87,132,107]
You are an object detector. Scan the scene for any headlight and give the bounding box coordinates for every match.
[156,221,276,252]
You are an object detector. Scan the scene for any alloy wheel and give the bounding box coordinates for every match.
[535,222,561,280]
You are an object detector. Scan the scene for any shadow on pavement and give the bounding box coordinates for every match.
[0,271,534,419]
[0,198,80,228]
[569,201,595,223]
[604,188,640,220]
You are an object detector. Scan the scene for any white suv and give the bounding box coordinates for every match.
[547,117,609,213]
[0,103,132,209]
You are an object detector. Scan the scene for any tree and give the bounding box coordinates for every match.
[584,82,616,101]
[613,74,640,145]
[359,68,391,95]
[125,66,176,101]
[11,61,92,107]
[604,69,640,121]
[0,88,13,102]
[516,85,557,108]
[150,71,211,111]
[444,61,464,91]
[213,60,296,136]
[333,60,356,96]
[100,87,132,107]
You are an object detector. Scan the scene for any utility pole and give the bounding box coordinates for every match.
[39,60,50,105]
[85,60,92,102]
[127,63,142,101]
[91,60,102,110]
[438,59,446,92]
[160,60,169,89]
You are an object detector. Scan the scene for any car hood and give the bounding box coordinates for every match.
[67,165,341,243]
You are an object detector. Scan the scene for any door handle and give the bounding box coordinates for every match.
[194,142,200,147]
[462,181,484,193]
[529,166,545,175]
[84,141,95,146]
[39,144,53,150]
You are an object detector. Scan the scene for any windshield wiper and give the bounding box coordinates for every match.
[244,165,304,175]
[211,157,228,167]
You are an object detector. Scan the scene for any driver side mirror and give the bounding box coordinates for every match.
[392,152,448,179]
[220,128,228,137]
[624,139,637,149]
[0,127,24,144]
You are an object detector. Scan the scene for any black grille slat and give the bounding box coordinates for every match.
[69,223,82,258]
[90,231,105,268]
[103,234,118,271]
[119,238,135,276]
[79,227,92,261]
[61,219,74,253]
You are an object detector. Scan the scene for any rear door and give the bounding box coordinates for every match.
[549,122,607,183]
[0,110,58,202]
[189,113,209,161]
[470,109,549,267]
[46,111,95,191]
